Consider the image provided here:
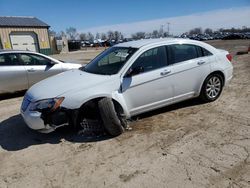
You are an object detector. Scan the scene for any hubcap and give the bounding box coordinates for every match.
[206,76,221,99]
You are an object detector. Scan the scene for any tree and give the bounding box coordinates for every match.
[131,32,146,40]
[87,32,94,42]
[95,32,100,40]
[120,32,124,40]
[114,31,120,41]
[48,30,56,37]
[66,27,78,40]
[107,31,115,40]
[152,30,159,38]
[101,33,107,40]
[189,27,203,35]
[79,33,87,41]
[204,28,213,34]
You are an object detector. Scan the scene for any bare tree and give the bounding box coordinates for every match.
[48,30,56,37]
[87,32,94,42]
[120,32,124,40]
[189,28,203,35]
[101,33,107,40]
[57,31,66,38]
[66,27,78,40]
[79,33,87,41]
[204,28,213,34]
[114,31,120,41]
[107,31,114,40]
[95,32,100,40]
[131,32,146,40]
[152,30,159,38]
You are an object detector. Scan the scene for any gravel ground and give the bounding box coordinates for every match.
[0,40,250,188]
[50,48,105,65]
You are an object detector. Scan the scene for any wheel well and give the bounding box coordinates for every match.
[208,71,225,86]
[78,97,125,119]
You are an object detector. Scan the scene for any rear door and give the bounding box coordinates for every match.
[167,44,212,101]
[0,53,28,93]
[19,53,63,87]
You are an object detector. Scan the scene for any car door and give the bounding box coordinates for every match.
[166,44,212,101]
[121,46,175,115]
[0,53,28,94]
[19,53,63,87]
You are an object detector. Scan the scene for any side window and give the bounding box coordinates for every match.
[20,54,51,65]
[131,46,167,73]
[202,48,213,56]
[168,44,199,64]
[0,54,20,66]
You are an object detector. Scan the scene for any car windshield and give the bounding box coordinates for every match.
[81,47,138,75]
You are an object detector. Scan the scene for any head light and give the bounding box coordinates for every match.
[29,97,64,112]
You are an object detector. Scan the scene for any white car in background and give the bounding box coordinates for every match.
[21,39,233,136]
[0,50,81,94]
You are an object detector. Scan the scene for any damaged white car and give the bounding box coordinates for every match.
[21,39,233,136]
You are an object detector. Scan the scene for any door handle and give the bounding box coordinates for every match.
[197,60,206,65]
[27,68,35,72]
[160,70,171,76]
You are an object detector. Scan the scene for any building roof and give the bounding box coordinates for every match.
[0,16,50,28]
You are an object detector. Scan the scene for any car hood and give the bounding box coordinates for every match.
[27,69,112,101]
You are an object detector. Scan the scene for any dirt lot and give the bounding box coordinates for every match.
[0,40,250,188]
[50,48,105,65]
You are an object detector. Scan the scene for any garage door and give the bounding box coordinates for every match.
[10,32,39,52]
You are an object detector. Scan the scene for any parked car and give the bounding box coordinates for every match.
[21,39,233,136]
[0,50,81,94]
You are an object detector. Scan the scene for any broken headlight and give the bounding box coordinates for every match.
[29,97,64,112]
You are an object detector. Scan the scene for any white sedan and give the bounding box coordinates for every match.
[0,50,81,94]
[21,38,233,135]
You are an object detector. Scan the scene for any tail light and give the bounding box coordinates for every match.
[226,53,232,62]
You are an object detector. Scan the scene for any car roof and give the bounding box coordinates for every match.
[115,38,190,48]
[0,49,38,53]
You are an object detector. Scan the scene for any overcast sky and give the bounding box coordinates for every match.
[80,7,250,36]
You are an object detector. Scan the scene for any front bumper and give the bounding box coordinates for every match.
[20,96,71,133]
[21,109,55,133]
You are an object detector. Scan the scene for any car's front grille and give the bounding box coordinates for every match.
[21,95,31,112]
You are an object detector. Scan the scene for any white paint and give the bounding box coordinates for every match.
[10,33,38,52]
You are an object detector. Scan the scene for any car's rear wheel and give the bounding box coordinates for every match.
[200,74,223,102]
[98,98,125,136]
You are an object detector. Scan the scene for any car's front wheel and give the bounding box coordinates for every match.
[200,74,223,102]
[98,98,125,136]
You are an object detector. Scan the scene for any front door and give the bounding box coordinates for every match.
[121,46,174,115]
[19,53,63,87]
[0,53,28,93]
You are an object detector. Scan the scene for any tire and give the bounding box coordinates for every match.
[199,74,223,102]
[98,98,124,136]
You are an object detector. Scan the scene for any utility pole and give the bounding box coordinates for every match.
[167,22,170,36]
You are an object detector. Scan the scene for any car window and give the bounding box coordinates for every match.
[202,48,213,56]
[20,54,51,66]
[83,47,137,75]
[0,54,20,66]
[168,44,200,64]
[131,46,167,73]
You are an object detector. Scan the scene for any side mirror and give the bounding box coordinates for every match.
[125,66,144,77]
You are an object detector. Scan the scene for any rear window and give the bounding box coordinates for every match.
[168,44,199,64]
[167,44,213,64]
